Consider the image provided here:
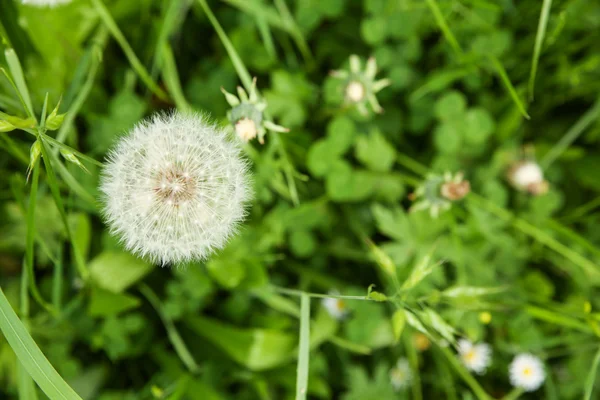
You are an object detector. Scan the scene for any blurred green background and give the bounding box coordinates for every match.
[1,0,600,399]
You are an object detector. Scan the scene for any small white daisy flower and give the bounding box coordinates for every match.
[507,161,548,195]
[100,112,252,265]
[21,0,71,7]
[322,291,349,320]
[390,358,412,391]
[457,339,492,375]
[509,353,545,392]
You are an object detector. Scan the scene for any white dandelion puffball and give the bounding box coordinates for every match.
[509,161,544,191]
[509,353,545,392]
[100,112,252,265]
[457,339,492,375]
[390,358,412,391]
[21,0,72,7]
[322,291,349,320]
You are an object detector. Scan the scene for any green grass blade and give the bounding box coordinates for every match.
[584,346,600,400]
[56,27,109,145]
[161,43,192,113]
[540,98,600,169]
[49,151,96,205]
[256,15,277,60]
[528,0,552,101]
[90,0,169,101]
[37,138,89,281]
[139,284,199,373]
[488,55,530,119]
[0,287,82,400]
[4,48,34,118]
[196,0,253,91]
[296,294,310,400]
[25,164,55,314]
[424,0,463,57]
[273,0,313,64]
[437,345,491,400]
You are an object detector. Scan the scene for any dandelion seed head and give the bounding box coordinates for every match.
[509,353,545,392]
[100,112,252,265]
[457,339,492,375]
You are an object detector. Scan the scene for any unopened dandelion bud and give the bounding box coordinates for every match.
[100,112,252,265]
[440,178,471,201]
[330,55,389,115]
[222,77,288,144]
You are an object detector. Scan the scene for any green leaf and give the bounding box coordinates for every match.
[434,91,467,121]
[354,130,396,172]
[0,287,82,400]
[89,252,153,293]
[584,346,600,400]
[88,287,141,317]
[186,316,296,371]
[391,309,406,343]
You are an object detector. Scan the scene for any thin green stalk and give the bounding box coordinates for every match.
[24,164,55,314]
[161,43,192,113]
[273,0,313,64]
[540,99,600,169]
[139,284,199,373]
[584,346,600,400]
[56,26,109,144]
[37,138,89,281]
[256,15,277,60]
[424,0,463,57]
[90,0,168,101]
[295,294,310,400]
[488,55,530,119]
[0,134,28,165]
[405,332,423,400]
[560,195,600,223]
[270,286,377,302]
[502,387,524,400]
[52,247,63,312]
[528,0,553,101]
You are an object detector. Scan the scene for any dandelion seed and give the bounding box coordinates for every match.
[330,55,390,115]
[509,353,545,392]
[100,112,252,265]
[322,291,349,320]
[457,339,492,375]
[507,161,548,195]
[389,358,412,391]
[21,0,71,7]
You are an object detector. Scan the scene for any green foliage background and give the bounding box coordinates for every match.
[1,0,600,399]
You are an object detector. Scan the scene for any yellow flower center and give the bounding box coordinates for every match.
[523,367,532,377]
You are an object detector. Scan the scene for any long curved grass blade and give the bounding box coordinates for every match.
[584,346,600,400]
[90,0,169,101]
[528,0,553,101]
[161,43,192,113]
[0,287,82,400]
[4,48,34,117]
[296,294,310,400]
[488,55,530,119]
[139,284,199,373]
[424,0,463,57]
[540,98,600,169]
